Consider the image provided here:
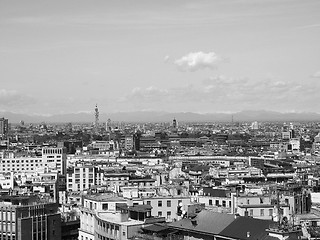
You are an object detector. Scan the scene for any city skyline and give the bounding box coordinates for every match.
[1,0,320,115]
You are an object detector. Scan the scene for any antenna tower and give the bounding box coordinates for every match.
[94,104,99,130]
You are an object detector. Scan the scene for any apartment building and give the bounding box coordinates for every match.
[0,195,61,240]
[79,194,143,240]
[142,196,191,222]
[42,147,67,175]
[197,187,232,212]
[66,164,104,192]
[95,211,143,240]
[0,147,66,176]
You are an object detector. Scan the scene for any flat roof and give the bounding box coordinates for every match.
[96,212,144,226]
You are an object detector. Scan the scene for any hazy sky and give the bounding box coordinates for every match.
[1,0,320,115]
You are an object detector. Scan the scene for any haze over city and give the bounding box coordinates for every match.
[1,0,320,116]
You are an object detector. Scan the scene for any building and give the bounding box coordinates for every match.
[0,195,61,240]
[248,157,265,170]
[95,211,144,240]
[197,187,232,212]
[0,156,42,176]
[142,196,191,222]
[79,194,143,240]
[124,135,134,151]
[66,164,103,192]
[42,147,67,175]
[92,141,110,151]
[166,210,275,240]
[104,171,130,193]
[0,118,9,139]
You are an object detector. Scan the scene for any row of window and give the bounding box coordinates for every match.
[158,211,171,218]
[43,148,63,154]
[2,159,39,163]
[75,168,94,172]
[243,209,273,217]
[208,199,231,208]
[149,200,182,207]
[80,236,93,240]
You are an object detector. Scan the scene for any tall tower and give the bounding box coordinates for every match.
[94,104,99,132]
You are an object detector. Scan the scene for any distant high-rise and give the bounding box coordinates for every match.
[0,117,9,139]
[173,118,177,129]
[106,118,112,132]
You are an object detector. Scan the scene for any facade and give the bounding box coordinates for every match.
[0,195,61,240]
[0,118,9,140]
[0,156,42,175]
[42,147,67,175]
[79,194,143,240]
[142,196,191,222]
[104,171,130,192]
[92,141,110,151]
[66,164,103,192]
[0,147,67,175]
[95,211,143,240]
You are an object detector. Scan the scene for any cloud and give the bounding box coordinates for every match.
[174,51,222,72]
[312,71,320,78]
[118,74,320,113]
[125,87,169,102]
[0,89,36,107]
[164,55,170,63]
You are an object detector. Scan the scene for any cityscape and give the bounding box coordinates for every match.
[1,0,320,240]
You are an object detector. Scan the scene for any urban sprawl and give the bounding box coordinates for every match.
[1,106,320,240]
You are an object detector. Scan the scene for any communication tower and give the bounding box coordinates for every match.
[94,104,99,131]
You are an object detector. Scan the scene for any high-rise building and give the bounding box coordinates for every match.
[172,118,177,129]
[106,118,112,132]
[0,118,9,139]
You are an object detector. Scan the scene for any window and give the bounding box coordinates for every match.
[102,203,108,210]
[249,209,253,216]
[147,201,151,206]
[167,200,171,207]
[222,200,226,207]
[167,211,171,218]
[247,199,250,204]
[269,209,273,216]
[158,211,162,216]
[158,201,162,207]
[209,200,212,205]
[260,209,264,216]
[123,232,126,236]
[215,200,219,206]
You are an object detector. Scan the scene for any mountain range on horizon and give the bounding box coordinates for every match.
[1,110,320,123]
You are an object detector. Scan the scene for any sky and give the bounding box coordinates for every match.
[1,0,320,115]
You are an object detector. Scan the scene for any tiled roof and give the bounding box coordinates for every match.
[219,216,273,240]
[168,210,235,235]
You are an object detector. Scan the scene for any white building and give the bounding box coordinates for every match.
[66,163,104,192]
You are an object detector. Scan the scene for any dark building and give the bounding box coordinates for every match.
[61,219,80,240]
[0,117,9,140]
[0,195,61,240]
[58,141,83,154]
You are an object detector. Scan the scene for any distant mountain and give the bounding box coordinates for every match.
[1,110,320,123]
